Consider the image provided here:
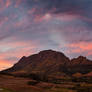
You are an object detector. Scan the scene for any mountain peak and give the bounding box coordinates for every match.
[1,50,92,76]
[77,56,86,60]
[71,55,87,62]
[2,49,70,75]
[21,56,26,60]
[39,49,57,54]
[38,49,66,56]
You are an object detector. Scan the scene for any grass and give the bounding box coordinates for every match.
[0,88,13,92]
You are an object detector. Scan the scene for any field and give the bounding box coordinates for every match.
[0,74,92,92]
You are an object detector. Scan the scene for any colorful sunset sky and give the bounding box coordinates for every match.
[0,0,92,70]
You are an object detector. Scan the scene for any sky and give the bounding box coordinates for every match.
[0,0,92,70]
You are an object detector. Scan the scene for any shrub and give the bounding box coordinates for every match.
[27,81,39,85]
[28,73,49,82]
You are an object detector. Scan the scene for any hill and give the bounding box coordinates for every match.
[1,50,92,77]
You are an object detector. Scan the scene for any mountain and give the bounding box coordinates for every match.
[2,50,70,76]
[1,50,92,76]
[67,56,92,74]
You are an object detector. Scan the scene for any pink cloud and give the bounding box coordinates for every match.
[6,0,11,7]
[0,40,40,70]
[66,42,92,57]
[0,60,12,70]
[69,42,92,51]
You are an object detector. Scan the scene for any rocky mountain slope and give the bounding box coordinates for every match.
[1,50,92,76]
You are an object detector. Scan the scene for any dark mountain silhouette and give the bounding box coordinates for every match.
[67,56,92,74]
[1,50,92,76]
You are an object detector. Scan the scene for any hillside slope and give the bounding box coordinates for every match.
[1,50,92,76]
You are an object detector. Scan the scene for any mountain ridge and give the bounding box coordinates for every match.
[1,49,92,76]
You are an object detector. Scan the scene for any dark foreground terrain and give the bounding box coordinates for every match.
[0,74,92,92]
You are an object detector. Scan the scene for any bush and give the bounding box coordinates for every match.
[27,81,39,85]
[28,73,49,82]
